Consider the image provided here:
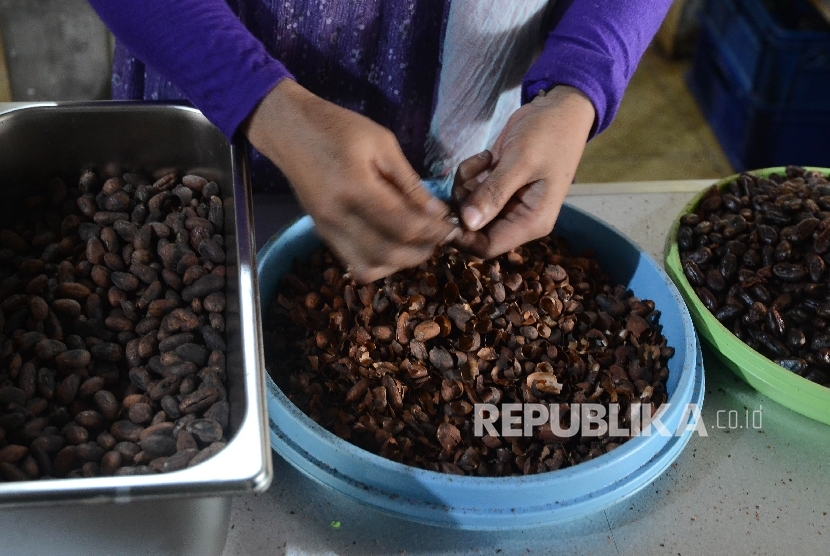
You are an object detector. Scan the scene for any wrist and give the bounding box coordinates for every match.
[241,78,309,168]
[531,85,597,135]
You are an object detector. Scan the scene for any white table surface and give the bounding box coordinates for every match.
[224,182,830,556]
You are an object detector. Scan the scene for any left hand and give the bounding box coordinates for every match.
[451,85,596,258]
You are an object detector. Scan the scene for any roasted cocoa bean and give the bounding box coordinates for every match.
[147,298,178,317]
[772,263,807,283]
[55,374,81,405]
[35,339,67,360]
[56,282,92,300]
[203,292,225,313]
[0,169,230,481]
[179,388,219,415]
[111,272,139,292]
[200,326,226,351]
[174,343,209,366]
[160,395,182,419]
[181,274,224,302]
[678,168,830,385]
[198,239,225,264]
[137,434,176,457]
[103,252,126,272]
[161,308,200,333]
[29,296,50,322]
[127,403,153,425]
[186,441,225,467]
[93,390,120,421]
[185,418,224,444]
[90,342,122,362]
[162,360,197,377]
[110,421,144,443]
[149,376,181,401]
[158,332,196,353]
[268,233,674,475]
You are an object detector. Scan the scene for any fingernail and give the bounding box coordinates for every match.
[476,170,490,184]
[424,197,446,216]
[444,227,460,244]
[462,206,483,230]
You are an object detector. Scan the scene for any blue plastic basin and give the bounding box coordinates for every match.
[257,203,704,529]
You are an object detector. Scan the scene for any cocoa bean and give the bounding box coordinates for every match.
[90,342,122,362]
[161,308,200,333]
[148,376,180,401]
[185,419,224,445]
[129,263,158,285]
[35,339,67,360]
[187,441,225,467]
[93,390,120,421]
[148,298,179,317]
[110,421,144,443]
[103,252,126,272]
[93,211,129,226]
[179,388,219,415]
[162,448,198,472]
[198,239,225,264]
[200,326,226,351]
[111,271,139,292]
[56,282,91,300]
[55,374,81,405]
[158,332,196,352]
[0,169,231,480]
[181,274,224,302]
[113,219,137,242]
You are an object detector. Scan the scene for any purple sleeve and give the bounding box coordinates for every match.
[523,0,673,136]
[87,0,293,139]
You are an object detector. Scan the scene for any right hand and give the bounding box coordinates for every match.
[449,86,595,259]
[243,79,458,284]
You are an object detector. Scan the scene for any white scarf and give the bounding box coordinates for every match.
[425,0,553,193]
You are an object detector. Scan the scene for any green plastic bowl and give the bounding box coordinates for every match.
[664,167,830,425]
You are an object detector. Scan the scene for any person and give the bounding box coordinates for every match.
[88,0,672,283]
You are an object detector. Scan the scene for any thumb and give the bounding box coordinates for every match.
[459,154,530,231]
[377,143,449,218]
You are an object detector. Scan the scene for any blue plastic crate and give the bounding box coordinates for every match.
[687,19,830,172]
[701,0,830,108]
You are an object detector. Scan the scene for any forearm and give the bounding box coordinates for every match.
[523,0,673,136]
[88,0,292,139]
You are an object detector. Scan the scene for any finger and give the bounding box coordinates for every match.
[453,150,492,189]
[350,149,458,253]
[349,239,442,284]
[348,260,401,285]
[452,184,470,207]
[375,140,449,218]
[450,228,491,257]
[328,224,436,285]
[452,151,492,210]
[469,189,562,259]
[459,153,531,232]
[452,174,484,206]
[490,123,511,164]
[348,180,456,255]
[443,225,462,245]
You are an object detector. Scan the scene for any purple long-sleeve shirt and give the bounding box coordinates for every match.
[89,0,671,191]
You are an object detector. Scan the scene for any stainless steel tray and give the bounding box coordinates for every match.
[0,102,272,556]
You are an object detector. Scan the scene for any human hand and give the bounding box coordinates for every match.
[451,85,596,258]
[243,79,457,283]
